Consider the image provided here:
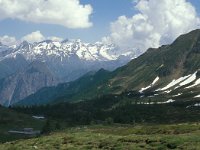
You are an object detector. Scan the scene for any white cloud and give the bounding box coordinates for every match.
[21,31,45,43]
[0,0,93,28]
[0,35,17,46]
[103,0,200,54]
[1,31,64,45]
[47,36,63,42]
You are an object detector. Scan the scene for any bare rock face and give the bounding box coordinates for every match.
[0,61,58,106]
[0,54,29,80]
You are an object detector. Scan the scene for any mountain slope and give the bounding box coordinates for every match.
[16,69,112,106]
[16,29,200,106]
[104,29,200,92]
[0,40,134,81]
[0,54,28,80]
[0,62,58,106]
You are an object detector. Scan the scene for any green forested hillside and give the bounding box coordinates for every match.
[16,69,112,106]
[14,93,200,126]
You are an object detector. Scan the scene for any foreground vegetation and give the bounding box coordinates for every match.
[1,96,200,149]
[0,123,200,149]
[2,92,200,149]
[0,106,45,143]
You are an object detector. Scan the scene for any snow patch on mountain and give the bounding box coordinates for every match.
[157,75,190,91]
[185,78,200,89]
[194,95,200,98]
[194,103,200,106]
[152,77,160,85]
[141,99,175,105]
[163,90,172,94]
[174,72,197,89]
[139,76,159,93]
[172,93,182,97]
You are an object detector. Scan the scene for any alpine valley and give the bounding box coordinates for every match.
[16,29,200,107]
[1,29,200,150]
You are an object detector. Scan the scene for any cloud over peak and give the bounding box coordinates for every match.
[0,0,93,29]
[103,0,200,54]
[21,31,45,43]
[0,35,17,46]
[0,31,64,45]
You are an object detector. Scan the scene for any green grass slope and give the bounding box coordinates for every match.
[0,106,45,143]
[102,29,200,93]
[1,123,200,150]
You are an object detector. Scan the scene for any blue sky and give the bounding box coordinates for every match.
[0,0,199,44]
[0,0,135,42]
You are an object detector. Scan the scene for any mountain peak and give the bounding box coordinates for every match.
[173,29,200,43]
[0,37,134,83]
[19,41,32,49]
[38,40,53,44]
[191,28,200,33]
[61,39,69,43]
[21,40,29,45]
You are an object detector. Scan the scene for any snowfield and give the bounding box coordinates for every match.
[141,99,175,105]
[157,75,190,91]
[156,71,199,93]
[139,76,159,93]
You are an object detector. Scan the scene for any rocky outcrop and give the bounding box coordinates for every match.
[0,61,58,106]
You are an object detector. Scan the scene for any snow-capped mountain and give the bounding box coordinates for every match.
[1,39,133,62]
[0,42,15,56]
[0,39,134,81]
[0,39,135,106]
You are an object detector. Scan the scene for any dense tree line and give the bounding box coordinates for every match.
[13,94,200,126]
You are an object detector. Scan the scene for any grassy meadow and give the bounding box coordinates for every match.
[0,106,45,143]
[0,123,200,150]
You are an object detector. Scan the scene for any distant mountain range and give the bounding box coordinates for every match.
[16,29,200,106]
[0,39,135,81]
[0,39,134,106]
